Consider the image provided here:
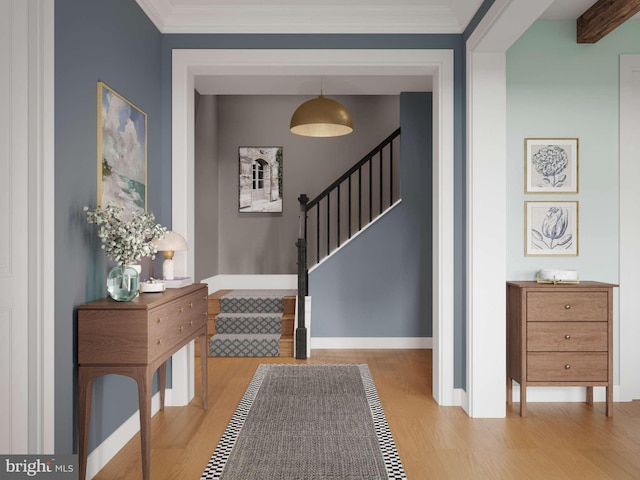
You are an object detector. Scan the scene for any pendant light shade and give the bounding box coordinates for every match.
[290,94,353,137]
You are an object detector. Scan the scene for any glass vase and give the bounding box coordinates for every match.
[106,265,140,302]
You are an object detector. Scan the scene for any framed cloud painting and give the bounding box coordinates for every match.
[97,82,147,215]
[525,138,578,193]
[525,201,578,256]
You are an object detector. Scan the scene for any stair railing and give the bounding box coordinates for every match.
[295,128,401,334]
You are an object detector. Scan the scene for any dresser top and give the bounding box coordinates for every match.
[78,283,207,310]
[507,280,618,289]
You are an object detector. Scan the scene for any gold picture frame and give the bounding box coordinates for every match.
[97,82,147,214]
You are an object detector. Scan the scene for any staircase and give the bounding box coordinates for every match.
[205,289,296,357]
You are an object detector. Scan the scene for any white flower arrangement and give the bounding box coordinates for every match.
[84,204,167,266]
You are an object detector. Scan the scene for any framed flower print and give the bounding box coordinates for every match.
[525,201,578,256]
[525,138,578,193]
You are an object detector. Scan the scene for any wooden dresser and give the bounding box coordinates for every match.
[77,284,209,480]
[506,281,616,417]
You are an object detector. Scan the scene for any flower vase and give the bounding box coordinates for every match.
[106,265,140,302]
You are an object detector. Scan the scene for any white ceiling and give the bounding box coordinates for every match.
[139,0,622,96]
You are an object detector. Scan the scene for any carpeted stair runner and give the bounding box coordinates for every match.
[209,290,296,357]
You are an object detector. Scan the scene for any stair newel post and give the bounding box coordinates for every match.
[296,194,309,359]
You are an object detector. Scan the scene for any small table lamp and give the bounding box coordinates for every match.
[152,231,188,280]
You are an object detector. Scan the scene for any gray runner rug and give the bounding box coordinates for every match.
[200,364,407,480]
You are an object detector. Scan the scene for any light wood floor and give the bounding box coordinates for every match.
[93,350,640,479]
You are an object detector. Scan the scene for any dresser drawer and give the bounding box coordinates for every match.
[527,352,608,382]
[527,292,608,322]
[527,322,607,352]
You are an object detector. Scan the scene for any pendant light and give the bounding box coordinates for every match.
[290,91,353,137]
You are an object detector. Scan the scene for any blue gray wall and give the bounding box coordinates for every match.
[55,0,162,453]
[51,0,500,454]
[309,93,432,338]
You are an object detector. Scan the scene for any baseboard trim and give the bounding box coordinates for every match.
[454,388,466,408]
[86,389,172,480]
[311,337,432,349]
[201,274,297,293]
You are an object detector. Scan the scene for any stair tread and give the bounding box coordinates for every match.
[207,289,295,358]
[211,333,281,340]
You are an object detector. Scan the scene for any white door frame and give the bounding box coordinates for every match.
[1,0,55,453]
[170,48,456,407]
[619,54,640,402]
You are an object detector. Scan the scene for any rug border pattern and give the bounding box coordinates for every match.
[358,364,407,480]
[200,363,407,480]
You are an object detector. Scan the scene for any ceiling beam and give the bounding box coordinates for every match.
[577,0,640,43]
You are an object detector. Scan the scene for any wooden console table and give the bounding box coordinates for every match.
[78,284,209,480]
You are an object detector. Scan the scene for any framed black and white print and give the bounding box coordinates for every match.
[239,147,283,213]
[525,201,578,256]
[525,138,578,193]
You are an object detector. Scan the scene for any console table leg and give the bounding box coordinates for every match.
[133,367,152,480]
[78,368,95,480]
[158,362,166,411]
[200,332,208,410]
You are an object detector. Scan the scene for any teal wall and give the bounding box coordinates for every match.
[507,19,640,383]
[507,19,640,282]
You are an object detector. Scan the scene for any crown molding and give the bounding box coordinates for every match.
[135,2,465,34]
[135,0,172,32]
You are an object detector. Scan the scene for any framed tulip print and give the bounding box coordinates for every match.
[525,201,578,256]
[525,138,578,193]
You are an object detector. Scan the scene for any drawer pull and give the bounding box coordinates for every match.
[178,326,184,332]
[189,302,193,308]
[179,306,184,313]
[157,339,162,345]
[564,364,571,369]
[202,295,207,300]
[564,304,571,310]
[202,312,207,317]
[565,335,571,340]
[189,320,194,326]
[157,317,162,324]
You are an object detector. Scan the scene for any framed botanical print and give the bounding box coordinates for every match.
[525,138,578,194]
[97,82,147,215]
[525,201,578,256]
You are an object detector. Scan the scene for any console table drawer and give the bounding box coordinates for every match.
[527,322,607,352]
[527,352,608,382]
[150,290,207,358]
[527,292,608,322]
